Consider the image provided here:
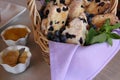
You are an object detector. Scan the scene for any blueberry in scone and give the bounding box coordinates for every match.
[85,12,95,25]
[92,13,120,28]
[53,0,72,5]
[40,0,119,45]
[62,13,88,45]
[43,1,54,18]
[86,0,110,15]
[41,2,69,35]
[60,0,72,5]
[48,4,69,31]
[47,32,54,40]
[68,0,85,20]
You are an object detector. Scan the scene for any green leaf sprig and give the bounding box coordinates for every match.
[45,0,50,3]
[85,19,120,46]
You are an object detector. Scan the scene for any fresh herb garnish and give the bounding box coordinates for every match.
[85,19,120,46]
[45,0,50,3]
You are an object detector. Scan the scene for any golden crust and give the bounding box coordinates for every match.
[86,0,110,15]
[41,18,48,35]
[64,0,72,5]
[62,13,88,45]
[92,13,120,28]
[68,0,85,20]
[41,3,69,35]
[83,0,92,6]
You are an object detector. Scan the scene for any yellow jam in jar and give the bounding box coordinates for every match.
[3,28,29,41]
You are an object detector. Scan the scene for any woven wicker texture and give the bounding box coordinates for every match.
[27,0,118,64]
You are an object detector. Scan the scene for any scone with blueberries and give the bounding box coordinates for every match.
[92,13,120,28]
[62,13,88,45]
[86,0,111,15]
[68,0,85,20]
[59,0,72,5]
[41,2,69,35]
[83,0,92,6]
[40,0,119,45]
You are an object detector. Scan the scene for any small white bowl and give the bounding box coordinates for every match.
[0,45,32,74]
[1,25,31,46]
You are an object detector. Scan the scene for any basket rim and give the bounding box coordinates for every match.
[27,0,119,64]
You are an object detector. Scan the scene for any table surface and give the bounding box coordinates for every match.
[0,0,120,80]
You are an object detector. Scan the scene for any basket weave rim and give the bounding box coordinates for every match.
[27,0,119,64]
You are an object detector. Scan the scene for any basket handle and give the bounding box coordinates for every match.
[27,0,118,52]
[109,0,118,15]
[27,0,41,27]
[27,0,118,30]
[27,0,49,53]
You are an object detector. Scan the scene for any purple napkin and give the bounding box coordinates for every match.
[49,38,120,80]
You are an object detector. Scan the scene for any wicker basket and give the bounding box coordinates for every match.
[27,0,118,64]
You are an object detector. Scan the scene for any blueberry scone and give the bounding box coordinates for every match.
[92,13,120,28]
[43,1,54,17]
[52,0,72,5]
[62,13,88,45]
[59,0,72,5]
[40,0,119,45]
[86,0,110,15]
[41,2,69,35]
[83,0,92,6]
[41,18,48,35]
[68,0,85,20]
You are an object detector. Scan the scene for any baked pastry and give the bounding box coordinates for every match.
[62,13,88,45]
[43,1,53,17]
[49,0,72,5]
[41,2,69,35]
[59,0,72,5]
[83,0,92,6]
[86,0,110,15]
[68,0,85,20]
[40,0,119,45]
[41,18,48,35]
[92,13,120,28]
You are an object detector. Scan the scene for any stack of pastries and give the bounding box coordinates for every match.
[39,0,119,45]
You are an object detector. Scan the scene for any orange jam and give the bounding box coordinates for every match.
[3,28,29,41]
